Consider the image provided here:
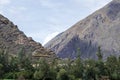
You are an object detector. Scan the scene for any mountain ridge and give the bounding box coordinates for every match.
[45,0,120,59]
[0,14,55,58]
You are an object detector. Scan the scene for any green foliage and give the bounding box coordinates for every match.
[3,72,17,79]
[0,48,120,80]
[57,69,69,80]
[72,57,83,78]
[17,70,33,79]
[77,48,81,58]
[9,57,19,72]
[0,63,4,77]
[111,72,119,80]
[106,55,120,79]
[96,46,103,61]
[34,70,44,80]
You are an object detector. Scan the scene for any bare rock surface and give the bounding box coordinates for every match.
[0,14,55,58]
[45,0,120,59]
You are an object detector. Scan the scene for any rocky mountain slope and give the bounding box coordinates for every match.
[45,0,120,59]
[0,14,54,58]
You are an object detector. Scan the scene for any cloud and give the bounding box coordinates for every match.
[8,7,27,15]
[26,32,59,45]
[89,0,112,11]
[38,0,62,8]
[43,32,59,45]
[25,32,43,38]
[0,10,3,14]
[0,0,112,45]
[0,0,11,14]
[0,0,11,5]
[73,0,112,11]
[0,0,27,18]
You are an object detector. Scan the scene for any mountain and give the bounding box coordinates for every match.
[0,14,55,58]
[45,0,120,59]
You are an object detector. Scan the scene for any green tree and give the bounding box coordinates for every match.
[17,47,33,71]
[17,70,33,79]
[9,56,19,72]
[3,72,18,79]
[34,70,44,80]
[0,49,11,76]
[48,59,58,80]
[0,64,4,78]
[96,46,103,61]
[72,48,83,79]
[106,55,119,79]
[57,69,69,80]
[17,47,26,70]
[83,59,96,80]
[34,58,49,80]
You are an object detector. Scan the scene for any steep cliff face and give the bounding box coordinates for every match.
[0,14,54,57]
[45,0,120,59]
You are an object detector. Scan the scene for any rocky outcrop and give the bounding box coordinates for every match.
[0,14,55,58]
[45,0,120,59]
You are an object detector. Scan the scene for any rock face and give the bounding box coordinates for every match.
[45,0,120,59]
[0,14,54,57]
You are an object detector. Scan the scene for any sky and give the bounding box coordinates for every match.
[0,0,112,45]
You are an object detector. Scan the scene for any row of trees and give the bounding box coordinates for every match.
[0,47,120,80]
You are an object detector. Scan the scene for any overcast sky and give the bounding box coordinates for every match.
[0,0,112,45]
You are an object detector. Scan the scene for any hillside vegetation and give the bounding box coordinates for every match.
[0,47,120,80]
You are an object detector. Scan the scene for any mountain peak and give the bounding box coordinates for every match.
[112,0,120,2]
[45,1,120,59]
[107,0,120,20]
[0,14,55,58]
